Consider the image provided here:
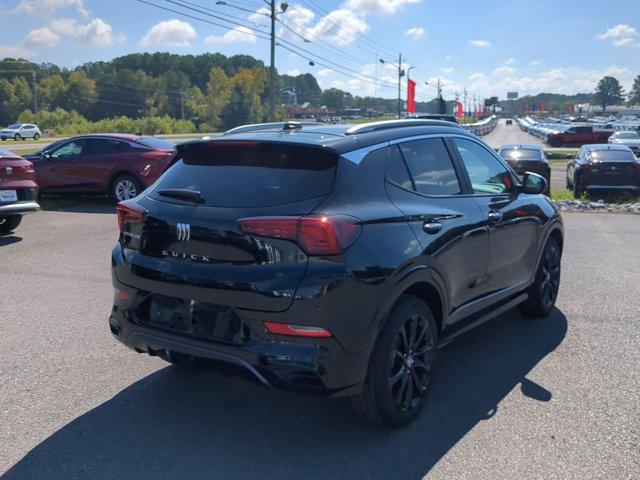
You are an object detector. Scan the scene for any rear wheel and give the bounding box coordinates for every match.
[519,237,561,318]
[573,179,584,198]
[111,174,142,202]
[350,296,438,426]
[0,215,22,234]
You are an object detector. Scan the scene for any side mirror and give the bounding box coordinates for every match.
[520,172,547,195]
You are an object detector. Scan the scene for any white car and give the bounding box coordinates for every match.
[608,131,640,155]
[0,123,42,141]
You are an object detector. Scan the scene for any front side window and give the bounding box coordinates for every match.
[84,139,125,155]
[453,137,514,194]
[51,140,85,158]
[397,138,461,196]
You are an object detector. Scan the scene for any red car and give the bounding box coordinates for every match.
[546,125,612,147]
[0,147,39,234]
[25,134,176,202]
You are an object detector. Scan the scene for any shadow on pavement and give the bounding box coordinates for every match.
[39,196,115,215]
[3,308,567,480]
[0,235,22,246]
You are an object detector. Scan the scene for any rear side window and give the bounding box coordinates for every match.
[397,138,461,196]
[151,141,338,208]
[386,144,413,190]
[84,139,124,155]
[588,150,637,162]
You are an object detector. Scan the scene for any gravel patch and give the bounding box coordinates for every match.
[553,199,640,214]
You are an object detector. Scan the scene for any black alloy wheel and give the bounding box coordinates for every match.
[520,237,561,317]
[389,313,435,412]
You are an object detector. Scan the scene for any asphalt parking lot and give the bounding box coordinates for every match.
[1,205,639,479]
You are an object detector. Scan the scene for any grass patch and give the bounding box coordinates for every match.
[550,189,575,201]
[13,148,40,155]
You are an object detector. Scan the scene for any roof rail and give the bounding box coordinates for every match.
[223,121,322,135]
[345,119,461,135]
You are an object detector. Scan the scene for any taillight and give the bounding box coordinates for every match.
[237,214,361,255]
[116,201,146,231]
[263,322,332,338]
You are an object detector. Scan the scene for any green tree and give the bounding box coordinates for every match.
[320,88,352,111]
[629,74,640,105]
[37,74,67,110]
[64,70,97,117]
[594,76,624,112]
[205,67,233,129]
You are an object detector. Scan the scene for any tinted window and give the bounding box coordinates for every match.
[151,141,337,208]
[7,124,21,129]
[397,138,461,195]
[616,132,639,139]
[84,139,124,155]
[386,144,413,190]
[51,140,85,158]
[453,137,514,194]
[137,137,174,149]
[588,150,637,162]
[499,149,543,161]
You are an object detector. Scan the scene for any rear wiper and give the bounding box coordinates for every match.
[157,188,205,204]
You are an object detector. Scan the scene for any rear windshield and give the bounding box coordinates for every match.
[151,141,338,207]
[499,149,543,161]
[137,137,175,150]
[588,150,637,162]
[615,132,639,139]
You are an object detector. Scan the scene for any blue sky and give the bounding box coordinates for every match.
[1,0,639,101]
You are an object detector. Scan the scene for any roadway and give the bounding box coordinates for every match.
[1,206,639,479]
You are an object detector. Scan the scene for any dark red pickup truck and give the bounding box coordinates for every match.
[546,125,613,147]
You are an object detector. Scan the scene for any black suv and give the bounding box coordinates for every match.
[109,120,563,426]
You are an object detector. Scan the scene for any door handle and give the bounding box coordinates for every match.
[423,222,443,234]
[488,210,503,222]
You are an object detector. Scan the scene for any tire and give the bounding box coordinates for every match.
[13,134,21,141]
[565,175,571,189]
[573,180,584,198]
[519,237,561,318]
[160,351,210,369]
[1,138,5,141]
[33,133,40,141]
[0,215,22,234]
[111,174,143,202]
[350,296,438,426]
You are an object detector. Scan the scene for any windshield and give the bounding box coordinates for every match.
[137,137,175,150]
[7,124,21,129]
[615,132,639,140]
[499,149,543,161]
[589,150,637,162]
[151,141,338,208]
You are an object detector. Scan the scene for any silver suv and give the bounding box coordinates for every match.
[608,131,640,155]
[0,124,42,141]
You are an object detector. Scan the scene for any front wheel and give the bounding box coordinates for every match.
[519,237,561,318]
[0,215,22,234]
[350,296,438,426]
[111,174,142,202]
[13,134,21,141]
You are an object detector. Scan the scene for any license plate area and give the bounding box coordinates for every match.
[0,190,17,203]
[136,295,250,344]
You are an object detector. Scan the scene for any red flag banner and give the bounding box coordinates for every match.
[407,79,416,113]
[456,101,463,119]
[539,101,545,113]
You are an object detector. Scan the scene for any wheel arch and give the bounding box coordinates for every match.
[108,170,142,194]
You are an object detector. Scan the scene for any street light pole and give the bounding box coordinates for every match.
[397,53,402,119]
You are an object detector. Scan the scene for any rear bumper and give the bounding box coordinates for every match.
[0,200,40,215]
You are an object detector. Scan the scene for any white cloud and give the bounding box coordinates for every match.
[441,67,454,74]
[344,0,422,16]
[529,60,540,67]
[405,27,426,39]
[596,24,640,47]
[444,54,458,61]
[0,44,34,59]
[141,19,196,47]
[205,26,256,45]
[504,58,515,65]
[49,17,115,46]
[493,65,516,77]
[307,8,370,46]
[287,69,301,76]
[469,72,486,82]
[25,27,60,47]
[317,68,333,77]
[12,0,88,17]
[470,39,491,47]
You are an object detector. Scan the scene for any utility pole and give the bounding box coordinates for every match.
[180,91,185,120]
[463,88,468,118]
[32,71,38,115]
[268,0,276,122]
[397,53,402,119]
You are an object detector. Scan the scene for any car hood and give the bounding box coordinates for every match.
[0,129,18,133]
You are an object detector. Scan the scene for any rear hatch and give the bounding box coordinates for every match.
[115,140,339,312]
[0,149,37,201]
[586,149,639,187]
